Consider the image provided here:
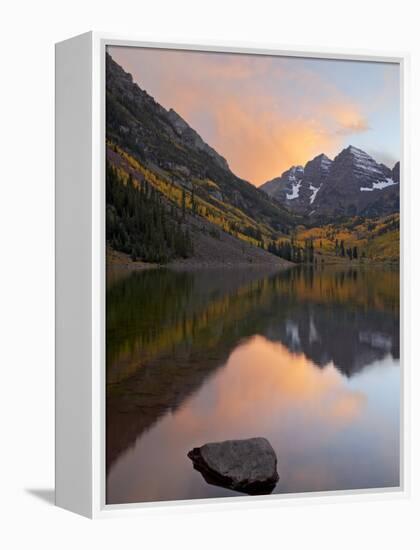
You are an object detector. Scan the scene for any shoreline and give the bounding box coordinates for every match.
[106,247,294,272]
[107,259,295,272]
[106,247,398,272]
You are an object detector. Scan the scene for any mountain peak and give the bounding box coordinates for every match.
[305,153,332,169]
[106,53,229,172]
[261,145,398,218]
[315,153,331,161]
[283,165,304,177]
[332,146,390,180]
[341,145,372,159]
[347,144,362,153]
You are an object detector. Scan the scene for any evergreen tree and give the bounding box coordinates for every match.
[191,185,196,216]
[181,188,186,219]
[106,162,193,263]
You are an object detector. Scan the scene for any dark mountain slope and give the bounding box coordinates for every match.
[261,146,399,221]
[313,146,399,219]
[106,149,289,267]
[106,53,298,236]
[392,161,400,183]
[261,154,332,215]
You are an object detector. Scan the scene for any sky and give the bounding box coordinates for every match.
[108,46,400,186]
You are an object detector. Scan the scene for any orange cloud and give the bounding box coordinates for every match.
[328,103,370,135]
[210,97,339,185]
[109,47,371,185]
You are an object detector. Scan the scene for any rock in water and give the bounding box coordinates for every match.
[187,437,279,495]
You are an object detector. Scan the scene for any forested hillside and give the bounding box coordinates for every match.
[105,53,399,268]
[106,163,193,263]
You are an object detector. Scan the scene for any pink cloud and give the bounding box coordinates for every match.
[109,47,371,185]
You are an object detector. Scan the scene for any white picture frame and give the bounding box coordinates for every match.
[55,31,410,518]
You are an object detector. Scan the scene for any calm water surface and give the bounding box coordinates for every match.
[106,265,400,504]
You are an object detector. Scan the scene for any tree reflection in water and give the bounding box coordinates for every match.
[106,265,400,503]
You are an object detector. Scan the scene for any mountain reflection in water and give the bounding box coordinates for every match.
[106,265,400,504]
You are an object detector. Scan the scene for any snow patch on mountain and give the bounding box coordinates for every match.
[360,178,398,192]
[287,181,302,200]
[261,146,399,217]
[309,183,322,204]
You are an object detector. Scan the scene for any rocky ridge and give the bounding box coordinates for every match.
[261,146,399,219]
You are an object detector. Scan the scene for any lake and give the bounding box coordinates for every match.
[106,265,400,504]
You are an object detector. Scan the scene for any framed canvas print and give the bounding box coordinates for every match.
[55,32,408,518]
